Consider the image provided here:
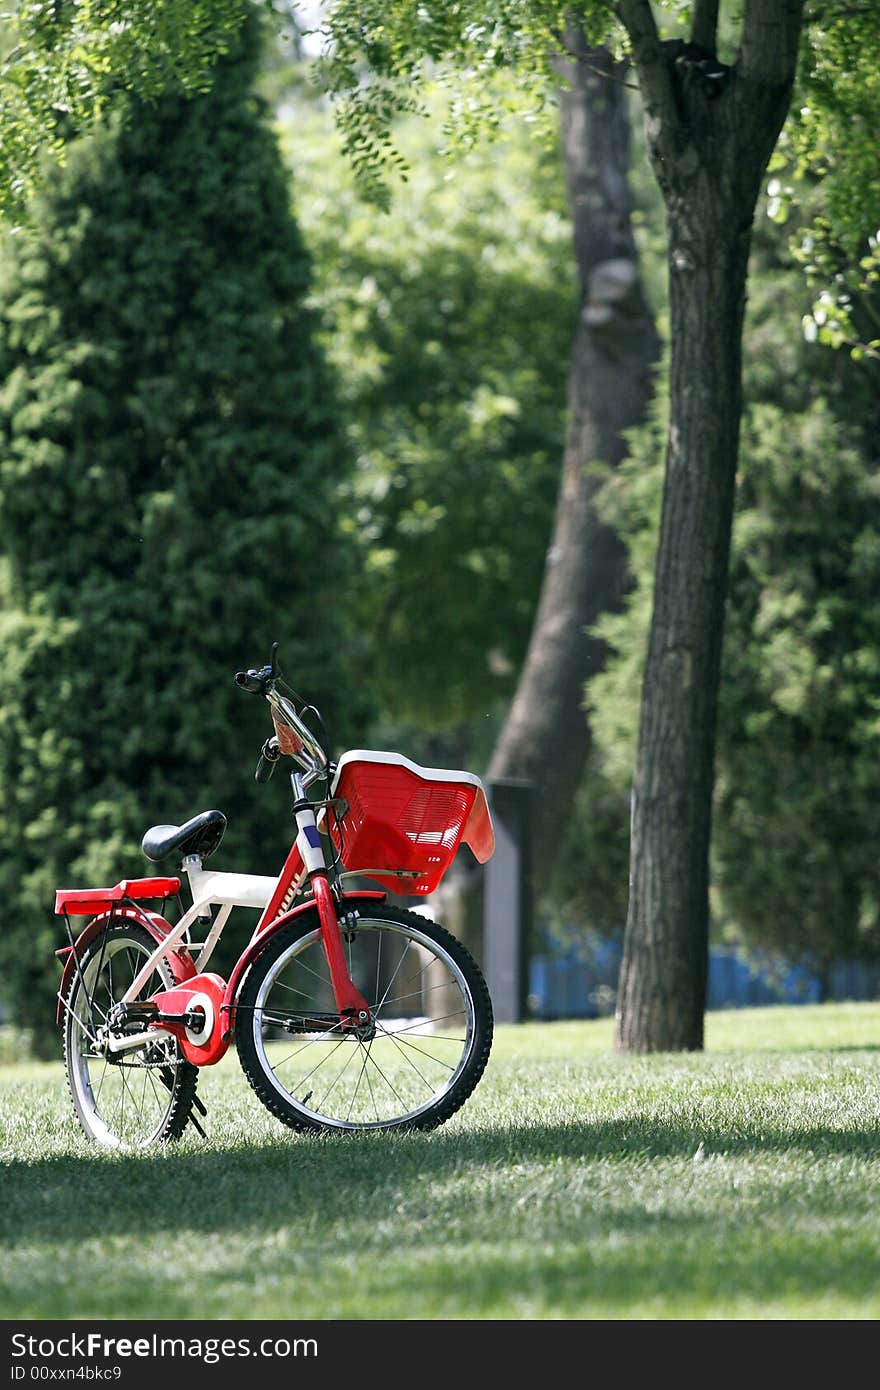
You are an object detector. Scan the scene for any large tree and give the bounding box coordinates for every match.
[608,0,876,1046]
[587,318,880,986]
[610,0,806,1051]
[314,0,880,1050]
[304,11,661,871]
[484,31,658,873]
[0,14,362,1043]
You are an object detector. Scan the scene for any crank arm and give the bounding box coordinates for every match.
[105,1027,173,1054]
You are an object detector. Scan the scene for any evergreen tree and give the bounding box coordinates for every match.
[0,17,364,1045]
[713,400,880,977]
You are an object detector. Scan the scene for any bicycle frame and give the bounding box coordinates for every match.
[57,769,377,1066]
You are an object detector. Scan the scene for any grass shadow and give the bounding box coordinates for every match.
[4,1112,880,1245]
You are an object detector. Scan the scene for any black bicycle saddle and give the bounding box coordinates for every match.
[141,809,227,864]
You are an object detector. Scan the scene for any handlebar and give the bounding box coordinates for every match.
[235,640,279,695]
[234,665,273,694]
[235,646,329,786]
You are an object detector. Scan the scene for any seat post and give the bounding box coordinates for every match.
[183,854,212,920]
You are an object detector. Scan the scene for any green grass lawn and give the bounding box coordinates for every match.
[2,1002,879,1320]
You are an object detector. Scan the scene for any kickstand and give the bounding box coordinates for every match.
[188,1109,208,1140]
[159,1067,208,1139]
[190,1091,208,1137]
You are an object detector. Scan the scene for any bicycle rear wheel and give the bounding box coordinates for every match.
[236,905,493,1133]
[63,922,198,1149]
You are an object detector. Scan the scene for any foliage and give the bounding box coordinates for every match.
[0,17,363,1043]
[581,220,880,965]
[314,2,578,206]
[785,4,880,358]
[3,4,874,364]
[276,88,575,747]
[315,3,880,339]
[0,0,258,216]
[714,401,880,969]
[322,0,880,367]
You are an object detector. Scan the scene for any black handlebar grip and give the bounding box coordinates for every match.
[235,669,265,693]
[255,737,280,784]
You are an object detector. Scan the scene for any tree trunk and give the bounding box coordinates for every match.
[617,198,749,1050]
[487,32,659,874]
[615,0,805,1051]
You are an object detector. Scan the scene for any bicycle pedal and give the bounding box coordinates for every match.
[107,1000,158,1030]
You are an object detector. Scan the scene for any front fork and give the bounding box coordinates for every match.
[291,773,371,1026]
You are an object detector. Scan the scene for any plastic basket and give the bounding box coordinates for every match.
[328,753,493,895]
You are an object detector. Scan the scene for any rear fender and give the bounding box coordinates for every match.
[221,890,387,1037]
[55,908,196,1026]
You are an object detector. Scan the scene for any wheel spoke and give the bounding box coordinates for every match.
[58,989,100,1045]
[118,1061,136,1136]
[282,954,333,990]
[245,913,488,1132]
[271,1036,347,1090]
[382,1030,438,1095]
[377,1028,457,1073]
[145,1066,165,1113]
[378,978,458,1010]
[346,1044,374,1124]
[93,1057,110,1107]
[374,939,413,1016]
[269,979,321,1002]
[107,1069,125,1132]
[362,1047,410,1110]
[377,1010,466,1038]
[314,1040,362,1113]
[362,1040,381,1123]
[139,1058,150,1116]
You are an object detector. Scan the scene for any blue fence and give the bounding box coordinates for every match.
[528,938,880,1019]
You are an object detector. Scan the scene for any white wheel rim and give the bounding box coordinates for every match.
[251,920,477,1130]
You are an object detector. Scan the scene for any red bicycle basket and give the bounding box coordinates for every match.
[329,756,489,895]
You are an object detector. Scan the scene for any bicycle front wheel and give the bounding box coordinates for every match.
[235,905,493,1133]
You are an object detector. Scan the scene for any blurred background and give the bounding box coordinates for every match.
[1,3,878,1053]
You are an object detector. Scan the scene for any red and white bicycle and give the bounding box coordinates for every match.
[54,647,495,1148]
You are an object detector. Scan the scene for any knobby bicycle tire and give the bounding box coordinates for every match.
[235,904,493,1134]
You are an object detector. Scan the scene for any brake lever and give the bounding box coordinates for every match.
[255,737,281,784]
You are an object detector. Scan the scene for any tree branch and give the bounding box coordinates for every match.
[617,0,680,159]
[691,0,719,53]
[549,24,640,90]
[739,0,806,86]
